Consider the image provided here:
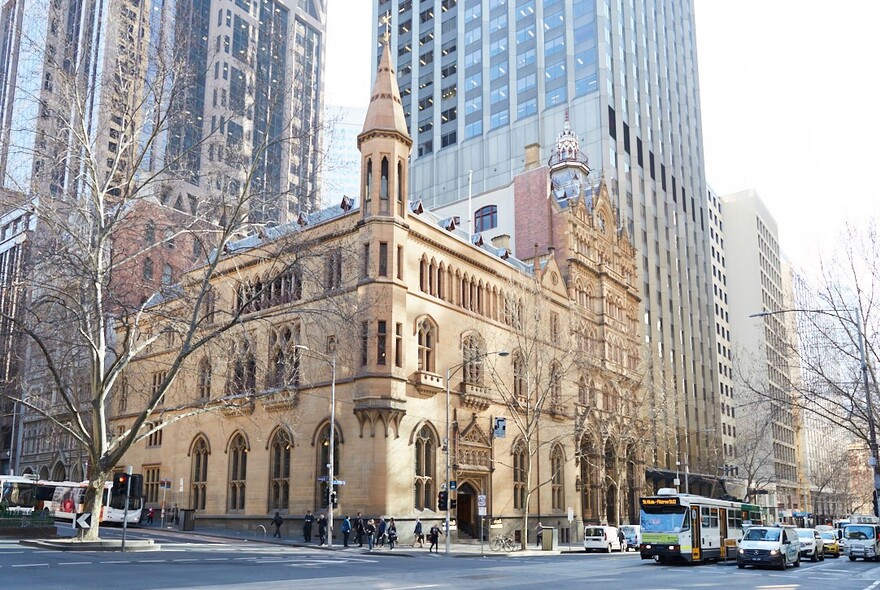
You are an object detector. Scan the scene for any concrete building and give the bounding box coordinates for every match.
[721,189,799,521]
[0,0,327,221]
[111,42,644,540]
[372,0,719,484]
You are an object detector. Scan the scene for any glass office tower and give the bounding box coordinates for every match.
[372,0,718,479]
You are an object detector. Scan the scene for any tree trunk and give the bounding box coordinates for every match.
[80,472,108,541]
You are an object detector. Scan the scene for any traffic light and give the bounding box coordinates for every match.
[113,473,129,495]
[330,489,338,508]
[129,474,143,499]
[438,491,448,510]
[450,496,457,510]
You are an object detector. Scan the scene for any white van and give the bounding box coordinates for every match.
[844,522,880,561]
[737,525,801,570]
[583,526,624,552]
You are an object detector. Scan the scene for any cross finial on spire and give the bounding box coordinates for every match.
[380,11,392,45]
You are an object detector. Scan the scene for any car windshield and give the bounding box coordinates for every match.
[820,532,836,541]
[846,525,876,540]
[795,529,812,539]
[743,528,781,542]
[640,509,688,533]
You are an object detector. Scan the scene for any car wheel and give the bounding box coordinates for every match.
[793,556,800,568]
[811,551,818,562]
[819,550,825,561]
[737,563,745,569]
[849,555,857,561]
[777,555,787,571]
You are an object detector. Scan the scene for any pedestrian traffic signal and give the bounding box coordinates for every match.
[450,497,457,509]
[438,491,448,510]
[329,489,338,508]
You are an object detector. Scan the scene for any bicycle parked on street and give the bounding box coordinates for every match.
[490,534,518,552]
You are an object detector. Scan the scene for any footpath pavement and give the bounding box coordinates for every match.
[133,522,569,558]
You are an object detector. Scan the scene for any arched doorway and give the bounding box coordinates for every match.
[51,462,66,481]
[455,482,480,539]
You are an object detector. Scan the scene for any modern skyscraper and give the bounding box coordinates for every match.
[722,189,799,519]
[373,0,717,484]
[0,0,327,222]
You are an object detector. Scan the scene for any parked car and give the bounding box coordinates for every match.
[819,530,841,558]
[737,525,801,570]
[583,526,624,553]
[795,528,825,561]
[619,524,640,551]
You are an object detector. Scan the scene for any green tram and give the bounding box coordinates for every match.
[640,488,763,564]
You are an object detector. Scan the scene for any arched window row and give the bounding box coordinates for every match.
[235,265,303,315]
[267,324,302,390]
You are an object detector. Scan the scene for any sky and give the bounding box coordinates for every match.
[324,0,880,273]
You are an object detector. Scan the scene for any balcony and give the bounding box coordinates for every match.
[411,370,444,398]
[459,381,492,411]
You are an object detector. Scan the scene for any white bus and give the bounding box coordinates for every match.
[639,488,761,564]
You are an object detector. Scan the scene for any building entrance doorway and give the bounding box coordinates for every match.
[456,482,479,539]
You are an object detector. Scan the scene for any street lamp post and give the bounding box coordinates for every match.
[750,307,880,517]
[444,350,508,557]
[295,345,337,547]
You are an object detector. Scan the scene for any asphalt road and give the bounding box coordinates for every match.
[2,531,880,590]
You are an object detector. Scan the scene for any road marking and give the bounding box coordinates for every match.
[383,586,441,590]
[58,561,92,565]
[12,563,48,568]
[205,558,230,561]
[136,559,166,563]
[861,580,880,590]
[172,558,199,562]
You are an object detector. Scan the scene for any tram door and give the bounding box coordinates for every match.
[691,507,701,562]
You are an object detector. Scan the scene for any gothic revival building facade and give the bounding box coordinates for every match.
[111,43,643,542]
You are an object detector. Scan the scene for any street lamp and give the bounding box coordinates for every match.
[444,349,508,556]
[750,307,880,517]
[295,344,337,547]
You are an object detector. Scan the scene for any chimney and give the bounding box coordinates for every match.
[491,234,511,251]
[524,143,540,171]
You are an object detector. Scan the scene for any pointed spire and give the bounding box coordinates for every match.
[359,42,411,145]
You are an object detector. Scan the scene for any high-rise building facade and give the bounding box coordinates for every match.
[0,0,326,221]
[722,189,799,519]
[374,0,718,483]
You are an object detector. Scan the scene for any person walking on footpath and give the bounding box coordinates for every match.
[341,515,352,547]
[317,513,328,546]
[387,518,398,550]
[147,506,155,525]
[355,512,365,547]
[364,518,377,551]
[535,521,544,548]
[412,518,424,547]
[303,510,315,543]
[376,517,387,547]
[428,523,441,553]
[271,512,284,538]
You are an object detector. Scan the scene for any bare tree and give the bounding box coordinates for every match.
[0,3,352,540]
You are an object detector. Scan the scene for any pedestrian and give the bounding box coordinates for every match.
[377,517,387,547]
[355,512,365,547]
[303,510,314,543]
[317,513,328,546]
[387,518,398,550]
[341,515,352,547]
[147,506,155,525]
[535,521,544,548]
[271,511,284,538]
[428,523,441,553]
[365,518,376,551]
[617,528,627,551]
[173,503,180,526]
[412,518,424,547]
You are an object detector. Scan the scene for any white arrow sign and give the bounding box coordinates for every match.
[75,513,92,529]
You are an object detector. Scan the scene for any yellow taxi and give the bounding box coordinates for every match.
[819,530,841,557]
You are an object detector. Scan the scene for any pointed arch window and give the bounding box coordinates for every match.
[143,257,154,280]
[413,425,437,510]
[191,437,209,510]
[230,339,257,394]
[462,334,484,385]
[549,362,562,408]
[268,430,291,512]
[513,352,527,403]
[397,160,404,206]
[269,325,301,389]
[551,445,564,510]
[417,320,435,372]
[197,358,212,399]
[228,434,247,512]
[365,158,372,203]
[578,377,588,406]
[513,441,527,510]
[380,157,389,201]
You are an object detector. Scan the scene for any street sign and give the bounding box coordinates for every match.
[75,513,92,529]
[179,478,184,493]
[478,506,487,516]
[317,477,346,485]
[159,479,172,489]
[449,480,457,490]
[567,507,574,522]
[493,417,507,438]
[477,494,487,508]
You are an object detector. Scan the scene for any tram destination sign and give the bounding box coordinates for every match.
[641,496,681,507]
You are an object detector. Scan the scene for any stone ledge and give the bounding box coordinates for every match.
[20,538,160,552]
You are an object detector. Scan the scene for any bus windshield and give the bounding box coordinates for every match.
[640,508,689,533]
[846,525,876,540]
[1,481,36,511]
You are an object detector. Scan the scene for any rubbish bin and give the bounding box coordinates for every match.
[541,527,559,551]
[179,508,196,531]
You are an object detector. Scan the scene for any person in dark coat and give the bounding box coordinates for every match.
[377,517,387,547]
[303,510,314,543]
[364,518,377,551]
[387,518,398,550]
[271,512,283,538]
[341,515,352,547]
[413,518,424,547]
[317,513,328,546]
[428,523,442,553]
[355,512,365,547]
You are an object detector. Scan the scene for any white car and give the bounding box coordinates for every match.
[795,528,825,561]
[583,526,624,553]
